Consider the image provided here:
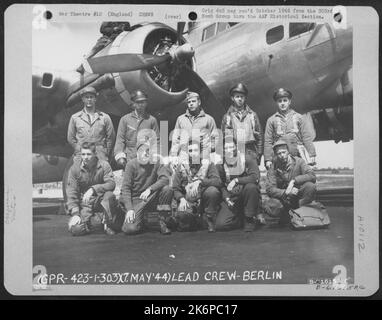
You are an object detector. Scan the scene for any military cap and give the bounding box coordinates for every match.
[186,91,200,100]
[272,139,289,151]
[131,89,148,102]
[229,83,248,96]
[80,86,97,96]
[273,88,292,101]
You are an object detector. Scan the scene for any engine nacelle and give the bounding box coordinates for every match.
[93,23,195,118]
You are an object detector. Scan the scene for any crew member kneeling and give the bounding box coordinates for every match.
[172,139,222,232]
[216,137,261,232]
[67,142,119,236]
[119,142,173,235]
[265,140,317,225]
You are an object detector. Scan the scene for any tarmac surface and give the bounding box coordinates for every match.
[33,199,354,285]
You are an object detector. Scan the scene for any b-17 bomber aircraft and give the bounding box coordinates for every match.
[32,21,353,184]
[31,19,355,287]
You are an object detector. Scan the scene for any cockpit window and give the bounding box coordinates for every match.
[289,23,316,38]
[266,25,284,45]
[216,22,230,34]
[202,23,216,41]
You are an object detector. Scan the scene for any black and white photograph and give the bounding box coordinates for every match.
[3,4,379,296]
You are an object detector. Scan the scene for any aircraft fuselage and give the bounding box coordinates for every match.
[193,22,352,124]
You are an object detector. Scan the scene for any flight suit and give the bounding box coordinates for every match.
[265,155,317,220]
[221,105,263,164]
[66,158,120,235]
[170,109,218,160]
[172,160,222,231]
[67,109,115,162]
[119,159,173,235]
[216,153,261,231]
[264,109,316,163]
[114,111,160,163]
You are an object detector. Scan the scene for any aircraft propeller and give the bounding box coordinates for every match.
[82,22,224,126]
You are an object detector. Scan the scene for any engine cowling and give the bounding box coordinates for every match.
[67,23,195,120]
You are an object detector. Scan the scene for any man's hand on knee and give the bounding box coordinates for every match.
[140,188,151,201]
[285,180,295,195]
[290,187,299,196]
[68,215,89,236]
[83,188,95,204]
[227,178,238,192]
[178,197,190,212]
[185,180,201,200]
[124,210,136,223]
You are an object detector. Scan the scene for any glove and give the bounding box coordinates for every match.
[117,158,127,169]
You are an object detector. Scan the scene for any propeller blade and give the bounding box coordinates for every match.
[84,53,171,74]
[176,22,186,45]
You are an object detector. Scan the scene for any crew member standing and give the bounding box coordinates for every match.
[170,91,218,164]
[67,86,115,163]
[221,83,263,165]
[114,89,160,169]
[264,88,316,170]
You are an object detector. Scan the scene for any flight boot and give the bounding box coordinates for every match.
[104,224,116,236]
[244,216,256,232]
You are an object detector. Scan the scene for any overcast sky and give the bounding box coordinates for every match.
[33,22,353,169]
